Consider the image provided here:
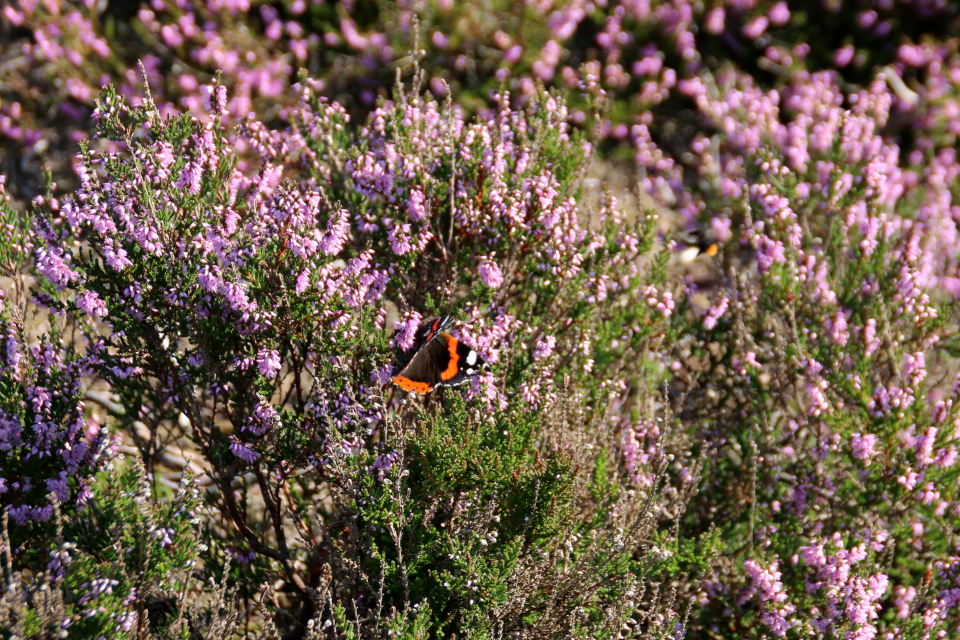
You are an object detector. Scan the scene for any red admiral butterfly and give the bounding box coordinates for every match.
[391,316,485,393]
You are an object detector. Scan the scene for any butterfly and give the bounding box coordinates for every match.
[676,228,720,264]
[391,316,485,393]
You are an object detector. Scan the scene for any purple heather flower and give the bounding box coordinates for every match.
[478,256,504,288]
[768,3,790,26]
[229,437,260,463]
[533,334,556,361]
[246,401,280,436]
[155,527,175,547]
[78,578,119,605]
[372,364,394,385]
[369,450,399,481]
[256,349,281,378]
[703,295,729,330]
[850,433,879,465]
[75,290,107,318]
[393,312,422,351]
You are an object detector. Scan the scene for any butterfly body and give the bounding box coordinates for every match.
[391,317,484,393]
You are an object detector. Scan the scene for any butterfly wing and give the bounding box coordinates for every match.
[434,334,484,388]
[392,337,446,393]
[392,316,454,374]
[391,331,485,393]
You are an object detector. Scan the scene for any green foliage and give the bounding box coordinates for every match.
[0,462,206,639]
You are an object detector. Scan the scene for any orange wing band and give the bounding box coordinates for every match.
[392,376,431,393]
[439,334,460,381]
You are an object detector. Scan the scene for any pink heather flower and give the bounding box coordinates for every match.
[533,334,556,361]
[743,559,796,638]
[319,208,350,255]
[256,349,281,378]
[915,427,938,467]
[742,16,769,40]
[703,295,729,330]
[902,351,926,388]
[35,237,79,291]
[756,236,785,273]
[893,586,916,618]
[478,256,504,288]
[806,377,830,417]
[222,281,254,313]
[2,6,23,26]
[431,31,448,50]
[869,385,914,417]
[339,18,368,49]
[230,437,260,463]
[201,84,228,114]
[937,447,958,469]
[768,2,790,26]
[710,216,733,242]
[828,312,850,346]
[623,419,660,487]
[504,45,523,64]
[386,220,413,255]
[705,8,725,34]
[295,268,311,295]
[643,285,675,317]
[834,45,856,68]
[75,290,107,318]
[863,319,880,357]
[177,158,203,194]
[533,40,562,81]
[850,433,879,464]
[897,470,920,491]
[407,188,427,221]
[393,311,423,351]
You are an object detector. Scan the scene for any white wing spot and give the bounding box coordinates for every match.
[467,368,476,375]
[466,351,478,366]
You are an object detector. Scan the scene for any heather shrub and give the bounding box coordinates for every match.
[19,72,705,637]
[1,461,213,639]
[0,180,110,558]
[0,180,216,639]
[654,67,960,638]
[5,2,960,637]
[6,0,960,202]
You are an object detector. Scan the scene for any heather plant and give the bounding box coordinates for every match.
[651,65,960,638]
[0,177,111,559]
[20,68,703,637]
[0,177,219,639]
[7,0,960,203]
[0,461,216,639]
[7,1,960,637]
